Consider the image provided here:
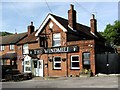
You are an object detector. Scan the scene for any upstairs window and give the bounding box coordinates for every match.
[71,55,80,69]
[53,33,61,47]
[0,45,4,51]
[23,44,29,54]
[53,57,61,69]
[40,36,47,47]
[10,44,14,50]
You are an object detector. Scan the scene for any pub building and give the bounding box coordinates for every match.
[23,4,111,77]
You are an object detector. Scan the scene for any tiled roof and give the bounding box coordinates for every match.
[0,53,17,59]
[0,32,27,45]
[50,14,105,40]
[17,30,38,45]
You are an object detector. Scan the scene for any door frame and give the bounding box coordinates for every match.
[32,59,44,77]
[38,60,44,77]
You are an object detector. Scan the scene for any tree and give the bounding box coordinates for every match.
[114,21,120,45]
[0,32,13,36]
[102,20,120,46]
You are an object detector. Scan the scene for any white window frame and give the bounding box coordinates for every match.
[53,33,61,47]
[23,44,29,54]
[24,56,31,73]
[53,57,61,69]
[10,44,14,50]
[71,55,80,69]
[0,45,4,51]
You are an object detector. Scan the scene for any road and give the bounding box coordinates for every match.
[2,76,119,88]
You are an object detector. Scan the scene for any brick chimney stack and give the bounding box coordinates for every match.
[90,14,97,34]
[28,21,35,35]
[68,4,76,30]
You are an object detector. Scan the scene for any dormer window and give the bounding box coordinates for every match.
[53,33,61,47]
[23,44,29,54]
[0,45,4,51]
[10,44,14,50]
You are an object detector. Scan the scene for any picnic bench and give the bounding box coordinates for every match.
[13,72,33,81]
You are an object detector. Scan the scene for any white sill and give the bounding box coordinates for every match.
[53,68,61,70]
[52,45,61,47]
[71,67,80,70]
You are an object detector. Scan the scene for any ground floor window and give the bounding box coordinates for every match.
[1,60,7,65]
[53,57,61,69]
[71,55,80,69]
[82,52,90,69]
[24,60,31,72]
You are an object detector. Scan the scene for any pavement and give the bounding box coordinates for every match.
[2,75,119,88]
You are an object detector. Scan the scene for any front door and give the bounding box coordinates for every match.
[33,60,43,77]
[33,61,38,76]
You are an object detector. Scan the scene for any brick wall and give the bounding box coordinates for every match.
[17,42,39,72]
[0,44,17,65]
[38,19,96,77]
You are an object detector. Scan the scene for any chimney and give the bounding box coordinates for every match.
[90,14,97,34]
[68,4,76,30]
[15,29,17,34]
[28,21,35,35]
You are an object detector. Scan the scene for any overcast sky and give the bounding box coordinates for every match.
[0,0,119,33]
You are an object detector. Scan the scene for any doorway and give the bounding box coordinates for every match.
[33,60,43,77]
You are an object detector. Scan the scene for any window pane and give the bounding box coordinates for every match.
[83,53,90,59]
[84,60,90,65]
[25,67,31,71]
[0,45,4,51]
[72,62,79,67]
[10,45,14,50]
[72,56,79,61]
[53,33,61,46]
[71,55,80,69]
[53,33,60,39]
[54,57,61,61]
[25,61,30,65]
[40,37,46,47]
[23,44,28,49]
[54,57,61,69]
[53,40,60,46]
[55,63,61,67]
[3,60,7,65]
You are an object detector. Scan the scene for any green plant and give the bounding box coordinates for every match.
[80,69,93,77]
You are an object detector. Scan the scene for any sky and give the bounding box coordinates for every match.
[0,0,119,34]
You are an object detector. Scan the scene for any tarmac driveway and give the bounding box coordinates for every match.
[2,76,119,88]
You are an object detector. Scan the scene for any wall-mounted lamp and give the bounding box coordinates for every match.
[48,57,53,62]
[49,28,53,32]
[62,58,66,62]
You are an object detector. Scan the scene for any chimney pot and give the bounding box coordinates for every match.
[31,21,33,26]
[70,4,74,10]
[92,14,95,19]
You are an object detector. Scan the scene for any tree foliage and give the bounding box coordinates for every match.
[101,20,120,46]
[0,32,13,36]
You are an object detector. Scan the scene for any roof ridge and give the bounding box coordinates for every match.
[50,13,90,29]
[50,14,68,20]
